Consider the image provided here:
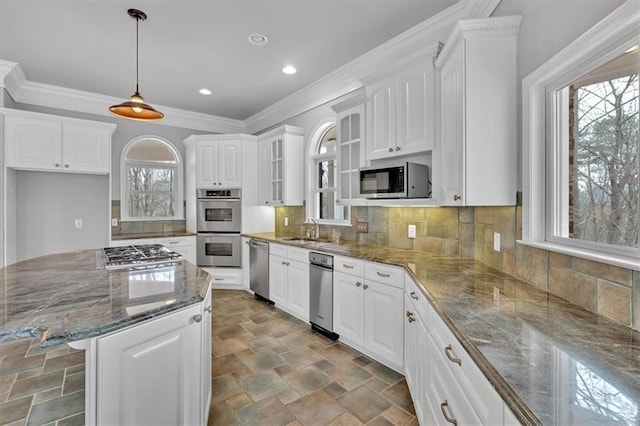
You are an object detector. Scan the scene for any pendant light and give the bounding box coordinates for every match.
[109,9,164,121]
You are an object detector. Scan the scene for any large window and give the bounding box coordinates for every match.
[522,1,639,266]
[121,136,183,221]
[308,122,349,224]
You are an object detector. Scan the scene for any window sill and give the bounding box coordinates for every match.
[517,240,640,272]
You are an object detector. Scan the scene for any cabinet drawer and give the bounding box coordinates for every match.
[334,256,365,276]
[202,267,242,284]
[365,262,404,289]
[405,275,428,326]
[269,243,287,258]
[156,236,194,248]
[287,246,309,263]
[110,238,154,247]
[428,305,503,425]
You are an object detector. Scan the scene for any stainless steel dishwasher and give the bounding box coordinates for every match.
[249,240,271,303]
[309,252,339,340]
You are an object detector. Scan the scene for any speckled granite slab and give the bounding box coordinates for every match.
[246,232,640,426]
[0,250,211,347]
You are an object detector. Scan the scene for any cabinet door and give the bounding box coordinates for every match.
[404,295,429,425]
[333,272,364,346]
[439,43,465,206]
[269,255,288,307]
[5,116,62,170]
[218,139,242,188]
[337,105,364,202]
[287,259,310,322]
[366,78,396,161]
[257,140,272,205]
[271,138,284,204]
[196,141,219,188]
[396,61,434,156]
[364,281,404,368]
[201,287,212,423]
[97,304,202,426]
[62,123,111,173]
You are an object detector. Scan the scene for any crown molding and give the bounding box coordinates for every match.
[1,0,501,136]
[0,60,245,134]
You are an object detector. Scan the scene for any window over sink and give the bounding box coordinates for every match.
[121,136,184,221]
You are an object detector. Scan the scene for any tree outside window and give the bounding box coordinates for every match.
[311,125,349,223]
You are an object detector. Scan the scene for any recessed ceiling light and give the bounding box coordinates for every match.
[282,65,297,75]
[248,33,268,46]
[199,88,212,95]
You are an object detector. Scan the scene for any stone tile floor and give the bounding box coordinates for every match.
[208,290,417,425]
[0,289,417,425]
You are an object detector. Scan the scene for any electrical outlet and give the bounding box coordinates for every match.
[284,217,289,227]
[356,222,368,233]
[75,219,83,229]
[493,232,501,252]
[408,224,416,239]
[111,218,118,227]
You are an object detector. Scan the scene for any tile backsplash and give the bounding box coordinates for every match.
[111,200,186,236]
[275,204,639,331]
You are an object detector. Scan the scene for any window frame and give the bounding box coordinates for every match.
[120,135,184,222]
[306,118,351,226]
[522,0,640,269]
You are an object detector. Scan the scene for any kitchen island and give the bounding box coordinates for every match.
[247,232,640,426]
[0,249,212,425]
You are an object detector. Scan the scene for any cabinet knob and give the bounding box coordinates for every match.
[453,194,461,201]
[356,282,362,287]
[192,314,203,323]
[388,147,394,152]
[410,291,419,300]
[64,164,69,168]
[395,146,401,151]
[204,305,212,313]
[213,182,217,186]
[265,201,270,204]
[55,163,60,168]
[440,401,457,425]
[363,283,369,290]
[406,311,415,323]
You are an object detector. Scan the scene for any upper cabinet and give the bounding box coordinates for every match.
[332,96,366,203]
[434,16,521,206]
[196,137,242,188]
[366,61,435,161]
[257,125,304,206]
[2,109,115,174]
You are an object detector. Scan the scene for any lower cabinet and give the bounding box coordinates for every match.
[268,244,310,322]
[333,257,404,371]
[403,293,429,424]
[95,298,210,425]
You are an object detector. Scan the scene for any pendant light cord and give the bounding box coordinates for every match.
[135,15,139,94]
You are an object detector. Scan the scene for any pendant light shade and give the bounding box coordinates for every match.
[109,9,164,121]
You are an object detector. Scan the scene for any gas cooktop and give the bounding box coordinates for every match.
[99,244,183,270]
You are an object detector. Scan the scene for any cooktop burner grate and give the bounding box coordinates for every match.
[101,244,183,269]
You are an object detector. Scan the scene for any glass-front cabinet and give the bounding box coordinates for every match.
[333,96,366,204]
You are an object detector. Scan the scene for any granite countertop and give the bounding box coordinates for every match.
[246,232,640,426]
[0,250,211,347]
[111,231,197,241]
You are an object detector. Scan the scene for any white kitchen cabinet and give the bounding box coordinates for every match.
[2,109,115,174]
[268,243,310,322]
[201,267,243,289]
[186,136,242,188]
[404,293,430,425]
[434,16,521,206]
[201,288,213,422]
[366,60,434,161]
[257,125,304,206]
[333,257,404,371]
[332,96,366,203]
[96,303,204,426]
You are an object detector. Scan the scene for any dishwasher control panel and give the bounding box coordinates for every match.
[309,252,334,268]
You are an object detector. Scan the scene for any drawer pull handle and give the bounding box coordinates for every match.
[444,345,462,366]
[406,311,415,323]
[453,194,461,201]
[376,271,390,278]
[410,291,418,300]
[192,314,203,323]
[343,264,354,269]
[204,305,212,313]
[356,282,362,287]
[440,400,457,425]
[363,283,368,290]
[214,277,224,281]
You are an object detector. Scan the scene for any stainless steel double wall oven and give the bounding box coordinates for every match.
[196,189,241,267]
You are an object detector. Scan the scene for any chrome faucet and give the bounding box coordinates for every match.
[310,218,320,240]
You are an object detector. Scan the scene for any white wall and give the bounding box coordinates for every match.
[492,0,626,190]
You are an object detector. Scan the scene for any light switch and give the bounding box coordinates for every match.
[284,217,289,227]
[408,224,416,239]
[111,218,119,227]
[75,219,83,229]
[493,232,501,252]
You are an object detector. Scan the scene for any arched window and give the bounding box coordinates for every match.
[307,120,349,224]
[121,136,183,221]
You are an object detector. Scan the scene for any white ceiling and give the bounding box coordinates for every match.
[0,0,457,121]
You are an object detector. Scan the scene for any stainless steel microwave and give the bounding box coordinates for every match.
[359,162,430,199]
